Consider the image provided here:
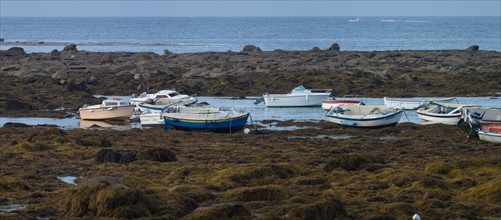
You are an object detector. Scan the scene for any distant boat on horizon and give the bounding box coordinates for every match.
[349,18,361,23]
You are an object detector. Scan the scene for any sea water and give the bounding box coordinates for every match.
[1,17,500,54]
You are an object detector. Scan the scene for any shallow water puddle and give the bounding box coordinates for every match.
[57,176,79,185]
[0,204,25,213]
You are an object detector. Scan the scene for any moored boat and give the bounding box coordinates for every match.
[384,97,457,110]
[417,102,476,125]
[130,89,197,105]
[262,85,331,107]
[137,97,196,112]
[323,105,403,128]
[462,107,501,143]
[322,97,364,111]
[78,98,134,121]
[163,106,249,132]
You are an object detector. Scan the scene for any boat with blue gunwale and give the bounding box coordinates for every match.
[163,106,249,132]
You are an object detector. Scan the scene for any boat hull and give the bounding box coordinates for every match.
[478,131,501,143]
[384,97,456,110]
[79,106,134,121]
[163,113,249,132]
[324,108,403,128]
[322,100,362,111]
[416,112,461,125]
[139,113,164,126]
[264,94,330,107]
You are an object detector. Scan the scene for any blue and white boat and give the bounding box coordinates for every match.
[163,106,249,132]
[323,105,403,128]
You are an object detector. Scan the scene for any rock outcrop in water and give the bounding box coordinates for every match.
[0,44,500,117]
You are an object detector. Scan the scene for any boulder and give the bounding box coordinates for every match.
[163,49,173,56]
[50,49,60,59]
[4,47,27,57]
[242,45,262,52]
[68,78,88,91]
[328,43,340,51]
[23,72,49,83]
[63,44,78,52]
[5,100,36,110]
[101,53,114,64]
[52,69,68,80]
[87,76,97,84]
[466,45,479,52]
[310,46,321,52]
[136,148,177,162]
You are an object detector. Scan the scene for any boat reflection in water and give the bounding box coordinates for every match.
[79,120,139,130]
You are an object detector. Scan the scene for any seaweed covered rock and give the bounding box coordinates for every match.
[95,149,121,163]
[221,185,287,202]
[208,164,295,188]
[286,196,346,220]
[183,203,251,220]
[137,148,177,162]
[64,176,154,218]
[323,152,384,172]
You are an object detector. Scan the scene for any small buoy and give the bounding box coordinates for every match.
[243,128,251,134]
[412,213,421,220]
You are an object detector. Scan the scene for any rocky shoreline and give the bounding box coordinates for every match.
[1,122,500,219]
[1,44,500,117]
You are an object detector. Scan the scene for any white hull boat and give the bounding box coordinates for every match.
[416,102,477,125]
[384,97,457,110]
[263,85,331,107]
[130,89,197,105]
[324,105,403,128]
[139,110,164,127]
[478,130,501,143]
[79,98,134,121]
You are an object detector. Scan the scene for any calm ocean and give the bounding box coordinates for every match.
[0,16,499,54]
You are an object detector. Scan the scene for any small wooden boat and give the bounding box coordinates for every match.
[323,105,403,128]
[163,106,249,132]
[262,85,331,107]
[384,97,457,110]
[78,98,134,121]
[322,97,364,111]
[417,102,476,125]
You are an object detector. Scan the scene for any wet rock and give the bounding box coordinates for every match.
[87,76,97,85]
[163,49,173,56]
[51,69,68,80]
[64,176,153,218]
[328,43,340,51]
[68,78,88,91]
[466,45,479,52]
[242,45,262,52]
[5,100,36,110]
[118,152,137,164]
[136,148,177,162]
[50,49,60,60]
[101,53,114,64]
[63,44,78,52]
[323,153,384,172]
[221,185,286,202]
[310,46,321,52]
[4,47,27,57]
[2,122,31,128]
[22,72,49,83]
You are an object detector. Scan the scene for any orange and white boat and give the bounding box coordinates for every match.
[463,107,501,143]
[78,98,134,121]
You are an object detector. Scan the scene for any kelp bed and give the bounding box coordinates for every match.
[0,122,500,219]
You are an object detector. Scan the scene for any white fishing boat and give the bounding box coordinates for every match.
[78,98,134,121]
[478,129,501,143]
[262,85,331,107]
[416,102,477,125]
[130,89,197,105]
[384,97,457,110]
[323,105,403,128]
[322,97,364,111]
[137,97,196,112]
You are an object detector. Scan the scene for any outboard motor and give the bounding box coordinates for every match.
[331,106,345,113]
[145,99,155,104]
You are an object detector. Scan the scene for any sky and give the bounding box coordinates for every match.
[1,1,500,17]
